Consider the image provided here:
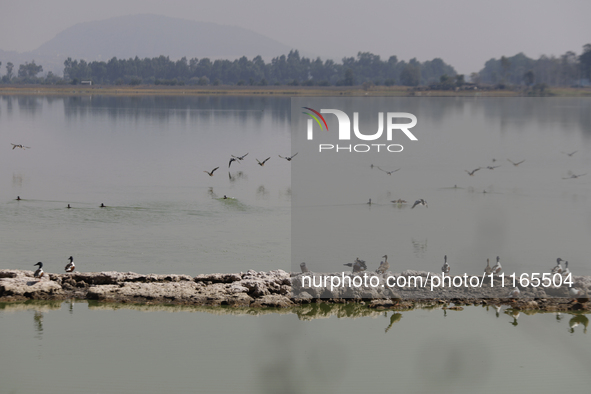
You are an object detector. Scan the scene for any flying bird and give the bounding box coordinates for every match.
[562,172,586,179]
[65,256,75,273]
[411,199,428,209]
[279,152,298,161]
[203,167,219,176]
[377,166,400,175]
[256,157,271,166]
[228,157,239,168]
[232,153,249,161]
[507,159,525,166]
[486,165,501,170]
[11,144,30,150]
[563,151,577,157]
[465,168,481,176]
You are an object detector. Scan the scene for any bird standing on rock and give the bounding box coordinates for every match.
[33,262,44,280]
[376,255,389,274]
[441,255,450,274]
[65,256,75,273]
[491,256,502,275]
[344,258,367,273]
[300,262,309,273]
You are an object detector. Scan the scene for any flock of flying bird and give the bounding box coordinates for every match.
[300,254,584,298]
[203,152,298,177]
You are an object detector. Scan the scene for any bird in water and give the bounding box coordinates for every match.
[376,255,389,274]
[377,166,400,175]
[33,262,44,279]
[391,199,407,204]
[300,262,309,273]
[441,255,450,274]
[507,159,525,166]
[67,204,71,209]
[465,167,481,176]
[11,143,30,150]
[344,258,367,273]
[203,167,219,176]
[279,152,298,161]
[367,198,372,205]
[16,196,21,201]
[256,157,271,166]
[491,256,502,275]
[484,258,492,275]
[411,199,428,209]
[551,258,563,275]
[508,287,520,298]
[65,256,75,273]
[232,153,249,161]
[100,203,106,208]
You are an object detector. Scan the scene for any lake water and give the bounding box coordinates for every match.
[1,95,591,392]
[1,301,590,394]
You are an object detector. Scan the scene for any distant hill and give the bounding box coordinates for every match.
[0,14,302,76]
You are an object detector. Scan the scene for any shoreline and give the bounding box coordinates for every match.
[0,85,590,97]
[1,269,590,312]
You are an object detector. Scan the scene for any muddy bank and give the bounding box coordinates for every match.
[1,269,590,312]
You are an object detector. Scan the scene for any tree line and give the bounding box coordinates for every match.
[475,44,591,87]
[2,50,456,87]
[1,45,590,87]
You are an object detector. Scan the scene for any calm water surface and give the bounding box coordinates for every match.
[0,301,590,394]
[1,96,590,392]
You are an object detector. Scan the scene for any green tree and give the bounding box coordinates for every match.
[400,63,420,86]
[579,44,591,79]
[6,62,14,79]
[523,70,535,86]
[17,61,43,79]
[343,68,354,86]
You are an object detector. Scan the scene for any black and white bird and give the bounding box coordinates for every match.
[562,172,587,179]
[411,199,428,209]
[491,256,502,275]
[256,157,271,166]
[33,262,44,279]
[203,167,219,176]
[11,143,30,150]
[65,256,75,273]
[551,258,563,275]
[486,165,501,170]
[441,255,450,274]
[279,152,298,161]
[377,166,400,175]
[465,167,481,176]
[569,287,584,298]
[376,255,389,274]
[300,262,309,273]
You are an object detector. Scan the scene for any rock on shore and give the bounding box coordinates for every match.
[1,269,590,311]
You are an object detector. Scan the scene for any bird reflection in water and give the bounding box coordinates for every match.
[34,310,43,339]
[505,309,520,326]
[568,315,589,334]
[385,312,403,333]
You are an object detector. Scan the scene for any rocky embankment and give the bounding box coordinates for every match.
[1,269,590,312]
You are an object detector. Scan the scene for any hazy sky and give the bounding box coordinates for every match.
[0,0,589,74]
